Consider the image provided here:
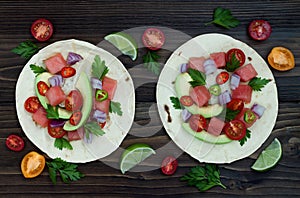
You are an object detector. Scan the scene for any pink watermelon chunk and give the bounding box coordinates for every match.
[235,108,258,128]
[45,86,66,106]
[189,85,211,107]
[44,53,68,74]
[232,84,252,103]
[188,57,205,72]
[210,52,226,68]
[32,107,48,128]
[67,127,84,141]
[207,117,225,136]
[102,76,117,100]
[234,63,258,82]
[94,98,111,114]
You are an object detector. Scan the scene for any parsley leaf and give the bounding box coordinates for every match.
[205,7,240,29]
[46,105,59,119]
[188,68,206,87]
[54,138,73,150]
[11,41,39,59]
[181,164,226,192]
[46,158,84,184]
[92,55,109,79]
[170,96,182,109]
[84,121,105,139]
[239,129,251,146]
[143,51,161,75]
[30,64,47,76]
[109,101,123,116]
[248,77,271,91]
[225,53,240,72]
[219,108,240,122]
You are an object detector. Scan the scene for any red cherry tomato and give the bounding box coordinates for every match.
[61,67,76,78]
[24,96,42,113]
[226,99,244,111]
[98,122,106,129]
[248,20,272,41]
[161,156,178,175]
[226,48,246,66]
[179,95,193,107]
[47,124,66,138]
[223,120,246,140]
[70,111,82,126]
[37,81,49,96]
[216,71,229,85]
[31,18,53,42]
[189,114,207,132]
[6,134,25,152]
[65,90,83,112]
[142,28,165,50]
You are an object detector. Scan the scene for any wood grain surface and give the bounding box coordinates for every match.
[0,0,299,197]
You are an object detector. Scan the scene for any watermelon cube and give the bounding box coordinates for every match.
[234,63,258,82]
[210,52,226,68]
[102,76,117,100]
[188,57,205,72]
[189,85,211,107]
[67,127,84,141]
[45,86,66,106]
[32,107,48,128]
[232,84,252,103]
[44,53,68,74]
[94,98,111,114]
[235,108,258,128]
[207,117,225,136]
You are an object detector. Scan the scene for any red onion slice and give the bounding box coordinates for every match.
[251,103,266,118]
[230,74,240,90]
[92,110,107,123]
[218,90,231,105]
[203,59,217,75]
[182,108,192,122]
[49,119,66,128]
[91,77,102,90]
[48,75,63,87]
[180,63,188,73]
[67,52,83,65]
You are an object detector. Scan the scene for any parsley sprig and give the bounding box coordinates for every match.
[205,7,240,29]
[239,129,251,146]
[54,138,73,150]
[30,64,46,76]
[84,121,105,139]
[248,77,271,91]
[92,55,109,80]
[170,96,182,110]
[46,105,59,119]
[181,164,226,192]
[109,101,123,116]
[188,68,206,87]
[225,53,240,72]
[11,40,39,59]
[143,51,161,75]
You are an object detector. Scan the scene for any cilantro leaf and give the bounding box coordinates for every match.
[239,129,251,146]
[11,41,39,59]
[46,158,84,184]
[205,7,240,29]
[143,51,161,75]
[30,64,47,76]
[92,55,109,79]
[219,108,240,122]
[54,138,73,150]
[84,121,105,139]
[46,105,59,119]
[188,68,206,87]
[170,96,182,109]
[248,77,271,91]
[109,101,123,116]
[225,53,240,72]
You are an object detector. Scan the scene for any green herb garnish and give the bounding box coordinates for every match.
[225,53,240,72]
[92,55,109,80]
[248,77,271,91]
[109,101,123,116]
[188,68,206,87]
[143,51,161,75]
[46,105,59,119]
[170,96,182,109]
[30,64,47,76]
[219,108,240,122]
[84,121,105,139]
[11,41,39,59]
[46,158,84,184]
[205,7,240,29]
[181,164,226,192]
[54,138,73,150]
[239,129,251,146]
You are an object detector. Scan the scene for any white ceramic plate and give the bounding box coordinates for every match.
[156,33,278,163]
[16,39,135,163]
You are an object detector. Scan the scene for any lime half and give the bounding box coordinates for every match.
[104,32,138,61]
[251,138,282,171]
[120,143,155,174]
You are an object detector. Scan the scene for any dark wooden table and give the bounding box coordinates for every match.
[0,0,299,197]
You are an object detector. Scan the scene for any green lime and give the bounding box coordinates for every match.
[251,138,282,172]
[120,143,155,174]
[104,32,138,61]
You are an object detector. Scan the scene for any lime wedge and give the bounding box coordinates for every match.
[120,143,155,174]
[104,32,138,61]
[251,138,282,171]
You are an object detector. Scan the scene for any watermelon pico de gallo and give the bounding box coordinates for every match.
[24,52,122,150]
[171,48,271,145]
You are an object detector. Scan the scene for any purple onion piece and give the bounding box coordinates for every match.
[84,132,93,144]
[180,63,188,73]
[49,119,66,128]
[251,103,266,118]
[218,90,231,105]
[182,109,192,122]
[91,77,102,90]
[93,110,107,123]
[48,75,63,87]
[67,52,83,65]
[203,59,217,75]
[230,74,240,90]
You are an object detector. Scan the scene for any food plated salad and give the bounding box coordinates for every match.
[16,39,135,163]
[157,33,278,163]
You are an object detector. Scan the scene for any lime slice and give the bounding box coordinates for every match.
[104,32,138,61]
[251,138,282,171]
[120,143,155,174]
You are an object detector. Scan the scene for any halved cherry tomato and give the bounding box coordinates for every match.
[24,96,42,113]
[21,151,45,178]
[70,111,82,126]
[226,48,246,66]
[267,47,295,71]
[47,124,66,138]
[31,18,53,42]
[179,95,193,107]
[189,114,207,132]
[6,134,25,152]
[142,28,165,50]
[161,156,178,175]
[248,19,272,41]
[37,81,49,96]
[216,71,229,85]
[65,90,83,111]
[61,67,76,78]
[224,120,246,140]
[226,99,244,111]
